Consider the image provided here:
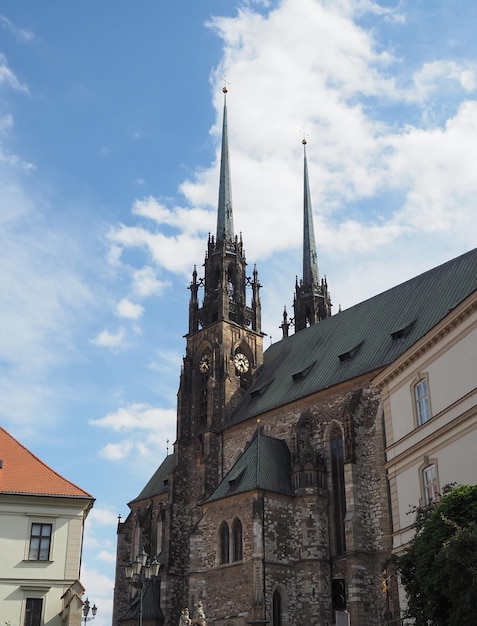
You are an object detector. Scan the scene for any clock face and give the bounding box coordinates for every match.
[234,352,250,373]
[199,353,211,374]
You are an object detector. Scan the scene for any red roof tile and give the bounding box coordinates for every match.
[0,427,93,499]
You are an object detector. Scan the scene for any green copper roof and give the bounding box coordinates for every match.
[216,90,234,243]
[303,143,319,288]
[129,453,175,504]
[229,247,477,425]
[204,428,292,503]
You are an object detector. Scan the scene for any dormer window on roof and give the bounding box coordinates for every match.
[390,320,416,340]
[338,342,363,363]
[228,468,246,492]
[292,361,317,382]
[250,380,274,399]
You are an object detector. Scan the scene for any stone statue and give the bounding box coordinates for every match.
[193,600,206,626]
[179,608,191,626]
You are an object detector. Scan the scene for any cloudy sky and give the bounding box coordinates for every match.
[2,1,477,623]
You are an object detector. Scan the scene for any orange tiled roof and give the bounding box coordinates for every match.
[0,427,93,499]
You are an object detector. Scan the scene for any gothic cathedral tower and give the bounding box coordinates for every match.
[178,88,263,488]
[166,89,263,615]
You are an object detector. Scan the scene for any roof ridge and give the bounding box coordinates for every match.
[0,426,93,498]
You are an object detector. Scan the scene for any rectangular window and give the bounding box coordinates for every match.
[24,598,43,626]
[29,523,52,561]
[415,379,430,425]
[423,465,439,504]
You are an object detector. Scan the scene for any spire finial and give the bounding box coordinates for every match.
[221,75,230,94]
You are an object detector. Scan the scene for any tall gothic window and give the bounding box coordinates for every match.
[272,590,282,626]
[198,372,208,431]
[232,518,243,561]
[132,523,141,560]
[219,522,229,564]
[330,426,346,556]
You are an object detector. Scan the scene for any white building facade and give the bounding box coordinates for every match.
[0,427,94,626]
[374,288,477,606]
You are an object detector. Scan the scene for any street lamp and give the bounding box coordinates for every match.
[82,598,98,623]
[125,549,160,626]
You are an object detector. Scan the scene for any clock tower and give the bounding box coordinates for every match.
[176,88,263,498]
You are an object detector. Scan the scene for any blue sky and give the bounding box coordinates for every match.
[1,1,477,624]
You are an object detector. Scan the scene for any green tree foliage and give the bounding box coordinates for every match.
[396,485,477,626]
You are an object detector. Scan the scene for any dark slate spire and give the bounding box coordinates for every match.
[303,139,320,289]
[292,139,332,334]
[216,87,234,243]
[187,87,262,337]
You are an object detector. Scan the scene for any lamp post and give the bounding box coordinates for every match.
[82,598,98,623]
[125,548,160,626]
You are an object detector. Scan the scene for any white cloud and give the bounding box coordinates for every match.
[0,15,35,43]
[97,550,116,564]
[99,440,133,460]
[91,327,126,349]
[0,52,29,92]
[411,60,477,102]
[132,266,169,297]
[385,101,477,232]
[116,297,144,319]
[80,564,114,626]
[88,506,119,526]
[91,403,175,432]
[91,403,176,465]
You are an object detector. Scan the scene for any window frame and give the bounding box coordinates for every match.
[329,423,346,556]
[24,597,43,626]
[413,375,431,426]
[421,461,440,505]
[272,589,282,626]
[219,521,230,565]
[28,522,53,561]
[232,518,243,562]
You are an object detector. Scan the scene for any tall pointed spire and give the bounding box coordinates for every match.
[216,87,234,243]
[188,86,262,337]
[292,138,332,334]
[302,139,320,289]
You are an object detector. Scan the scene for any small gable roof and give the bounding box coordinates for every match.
[205,428,292,503]
[0,427,93,499]
[230,247,477,425]
[130,453,175,504]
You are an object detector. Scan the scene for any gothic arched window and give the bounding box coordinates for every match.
[330,424,346,556]
[219,522,230,565]
[272,589,282,626]
[198,372,208,432]
[232,518,242,561]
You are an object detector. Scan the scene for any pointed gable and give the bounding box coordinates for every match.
[129,453,175,504]
[205,429,292,503]
[0,427,93,499]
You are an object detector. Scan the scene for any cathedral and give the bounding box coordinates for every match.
[112,90,477,626]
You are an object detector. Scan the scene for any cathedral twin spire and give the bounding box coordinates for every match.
[216,87,234,244]
[302,139,320,290]
[282,139,331,337]
[189,87,330,340]
[188,87,261,335]
[292,139,332,334]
